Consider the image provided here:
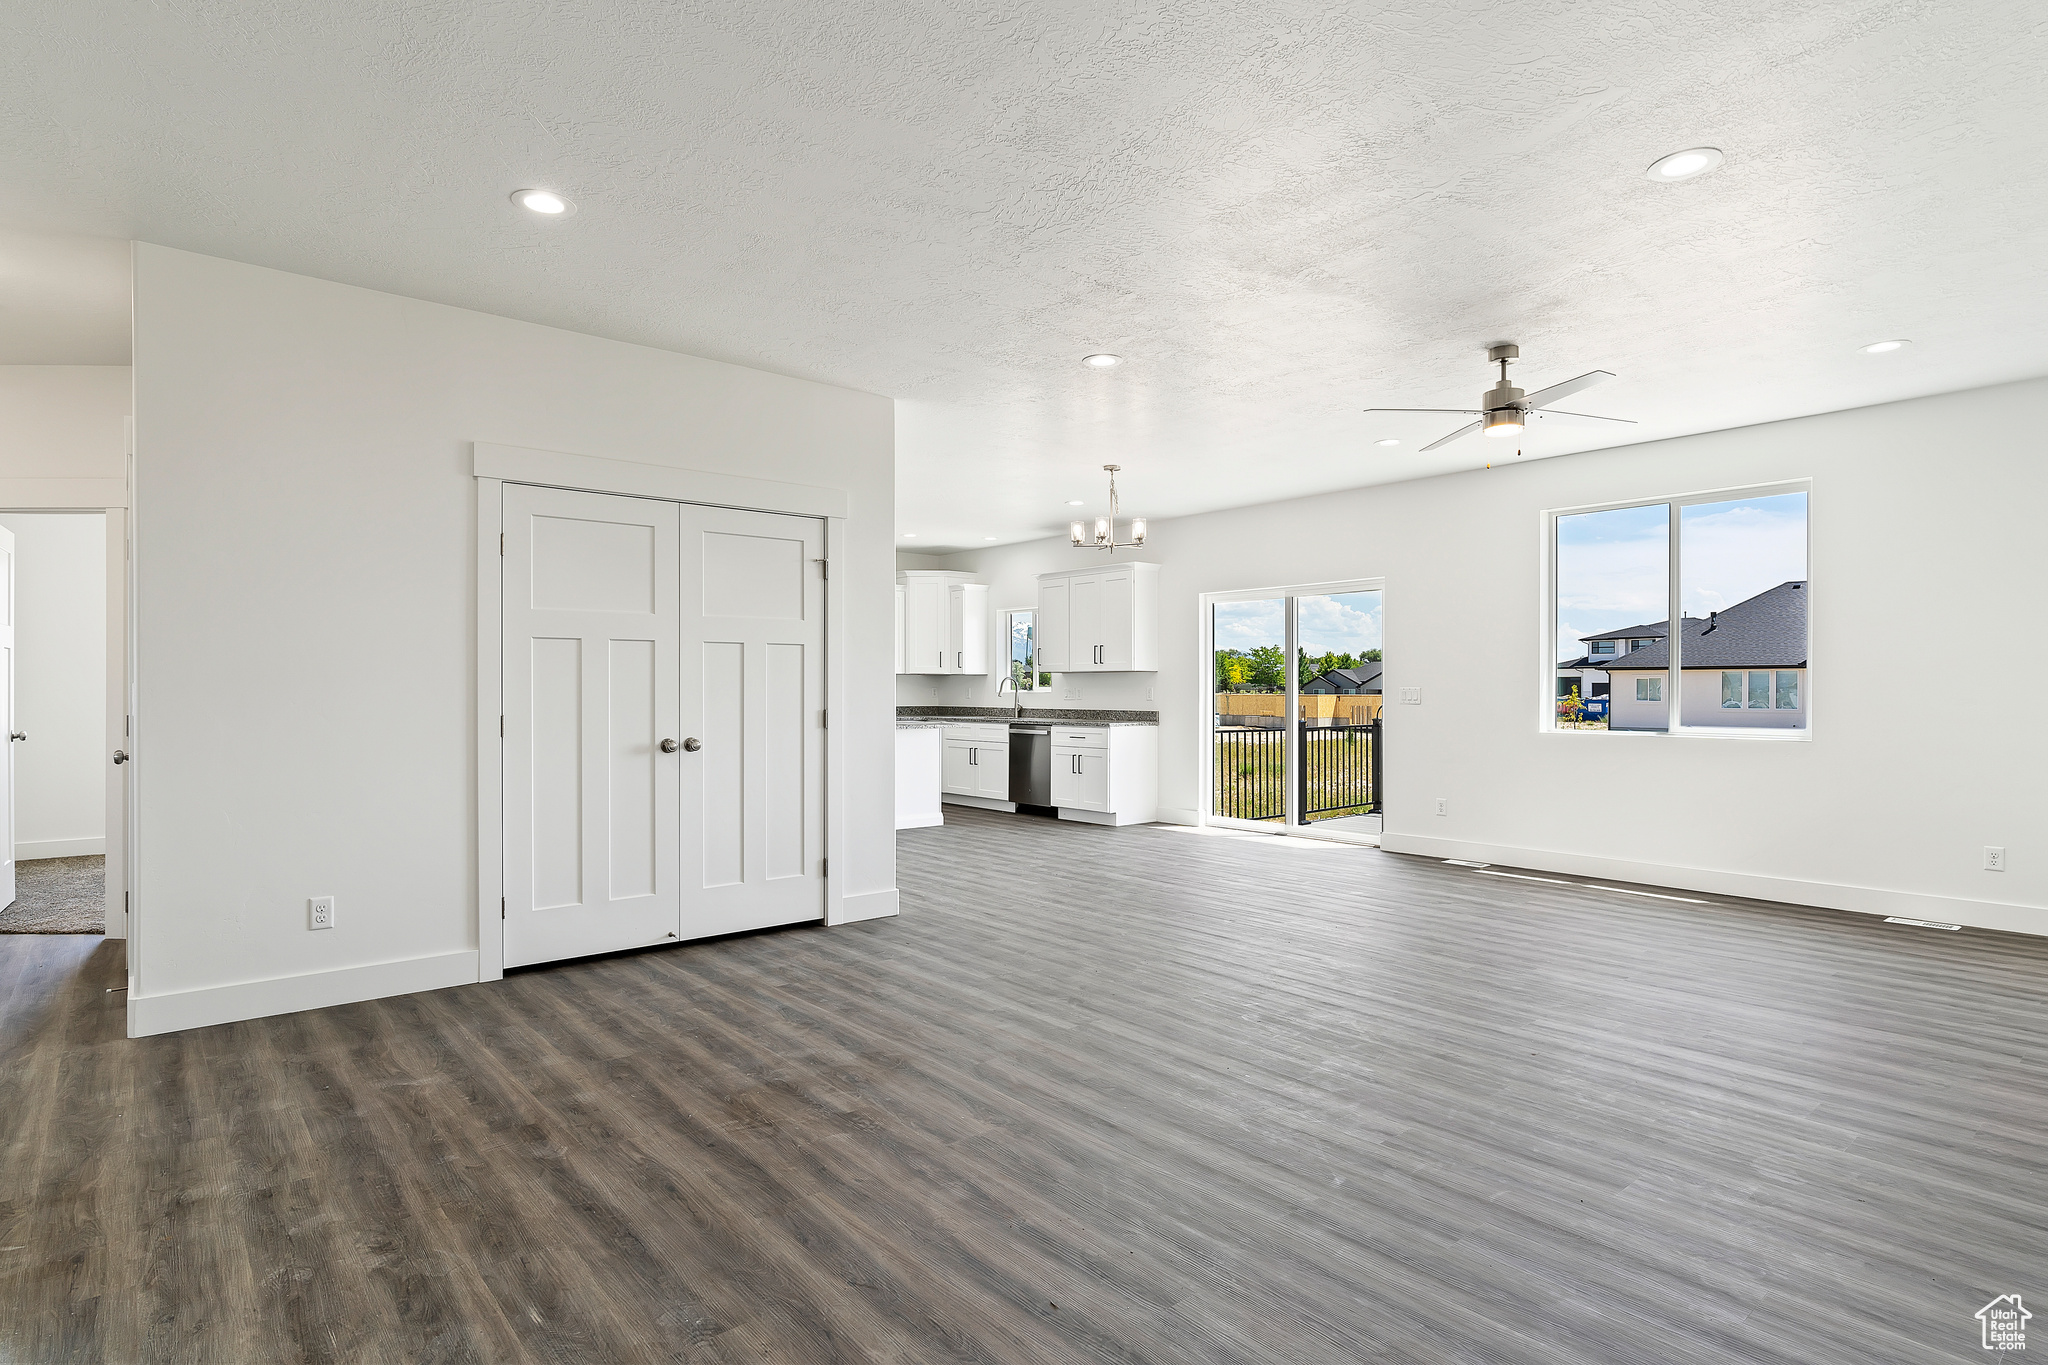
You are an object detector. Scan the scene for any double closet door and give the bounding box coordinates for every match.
[503,485,825,969]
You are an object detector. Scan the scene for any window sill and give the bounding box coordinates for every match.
[1545,725,1812,741]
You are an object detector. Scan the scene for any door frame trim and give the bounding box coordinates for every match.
[473,441,851,981]
[1197,576,1386,843]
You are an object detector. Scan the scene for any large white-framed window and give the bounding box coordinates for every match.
[1546,480,1810,738]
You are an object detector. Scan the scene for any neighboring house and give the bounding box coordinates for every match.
[1600,581,1809,730]
[1303,662,1383,695]
[1556,623,1665,699]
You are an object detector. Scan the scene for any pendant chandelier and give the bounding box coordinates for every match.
[1068,464,1146,553]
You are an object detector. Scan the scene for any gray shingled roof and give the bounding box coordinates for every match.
[1306,663,1382,691]
[1598,581,1807,670]
[1580,621,1669,644]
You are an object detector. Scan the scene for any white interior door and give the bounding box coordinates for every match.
[503,487,681,968]
[0,525,13,909]
[678,505,826,938]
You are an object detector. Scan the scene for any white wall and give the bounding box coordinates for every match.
[0,513,106,858]
[934,379,2048,934]
[130,245,896,1031]
[0,365,130,482]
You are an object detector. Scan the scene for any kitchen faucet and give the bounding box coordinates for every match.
[996,674,1024,717]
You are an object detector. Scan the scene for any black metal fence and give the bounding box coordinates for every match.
[1298,721,1380,820]
[1213,727,1287,820]
[1211,720,1381,822]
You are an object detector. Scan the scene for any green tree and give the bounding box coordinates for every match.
[1214,650,1251,691]
[1245,644,1287,691]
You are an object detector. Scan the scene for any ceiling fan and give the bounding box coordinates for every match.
[1364,343,1636,452]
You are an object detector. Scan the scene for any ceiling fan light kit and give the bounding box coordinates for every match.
[1362,341,1636,453]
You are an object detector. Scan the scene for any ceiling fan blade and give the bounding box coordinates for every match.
[1419,420,1484,452]
[1361,408,1483,415]
[1527,408,1637,427]
[1521,371,1614,410]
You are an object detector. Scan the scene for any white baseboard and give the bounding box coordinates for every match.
[1156,807,1201,827]
[128,949,480,1037]
[1378,832,2048,937]
[18,836,106,860]
[896,812,944,829]
[943,794,1017,812]
[838,888,900,923]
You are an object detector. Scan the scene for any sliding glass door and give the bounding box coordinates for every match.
[1210,596,1288,823]
[1207,582,1384,836]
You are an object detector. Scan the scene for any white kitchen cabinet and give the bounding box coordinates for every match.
[942,739,1006,795]
[1037,577,1071,672]
[941,723,1011,803]
[1035,563,1158,672]
[897,571,988,675]
[949,583,988,675]
[894,584,906,674]
[894,725,943,829]
[1050,745,1110,811]
[1047,724,1158,826]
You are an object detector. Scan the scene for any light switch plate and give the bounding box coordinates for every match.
[1401,687,1422,705]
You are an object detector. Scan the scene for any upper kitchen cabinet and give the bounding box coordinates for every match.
[1036,563,1159,672]
[898,571,988,675]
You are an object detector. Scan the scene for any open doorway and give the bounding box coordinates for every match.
[1204,579,1384,844]
[0,512,112,935]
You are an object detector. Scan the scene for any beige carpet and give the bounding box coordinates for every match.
[0,855,105,934]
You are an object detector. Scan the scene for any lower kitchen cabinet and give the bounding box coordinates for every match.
[1048,725,1158,826]
[942,723,1012,802]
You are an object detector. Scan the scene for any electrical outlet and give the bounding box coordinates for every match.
[1435,797,1447,817]
[1985,846,2006,872]
[309,895,335,929]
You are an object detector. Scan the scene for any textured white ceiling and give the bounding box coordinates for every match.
[2,2,2043,546]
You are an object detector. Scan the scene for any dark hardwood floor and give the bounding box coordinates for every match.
[3,806,2044,1362]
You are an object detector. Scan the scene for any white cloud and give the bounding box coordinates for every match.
[1213,593,1381,656]
[1680,496,1807,617]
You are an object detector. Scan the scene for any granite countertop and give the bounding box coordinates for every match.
[893,719,946,730]
[898,706,1159,726]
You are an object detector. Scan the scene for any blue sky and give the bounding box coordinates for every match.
[1215,591,1382,656]
[1557,492,1806,660]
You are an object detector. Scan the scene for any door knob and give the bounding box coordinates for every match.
[113,749,128,764]
[660,738,680,753]
[8,731,23,742]
[682,737,702,752]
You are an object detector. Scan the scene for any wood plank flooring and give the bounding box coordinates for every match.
[3,805,2045,1362]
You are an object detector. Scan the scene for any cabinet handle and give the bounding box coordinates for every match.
[957,651,962,668]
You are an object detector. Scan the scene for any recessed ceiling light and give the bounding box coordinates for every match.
[1065,500,1085,506]
[1082,353,1121,369]
[1861,339,1910,354]
[984,536,998,541]
[902,532,916,538]
[1374,438,1401,447]
[512,188,573,215]
[1644,148,1724,183]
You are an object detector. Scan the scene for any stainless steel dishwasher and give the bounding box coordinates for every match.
[1008,724,1051,806]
